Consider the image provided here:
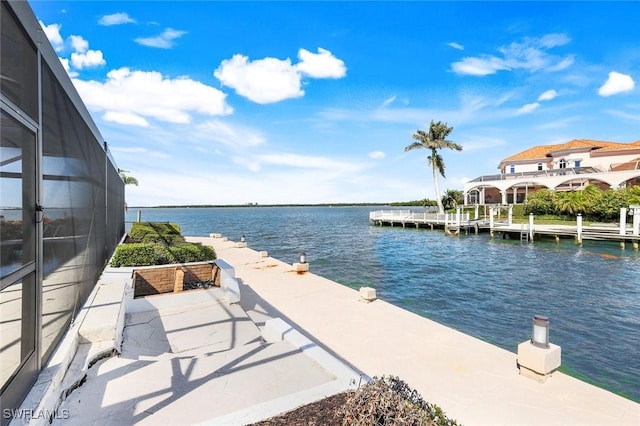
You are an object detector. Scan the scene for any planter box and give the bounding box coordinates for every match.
[132,262,220,298]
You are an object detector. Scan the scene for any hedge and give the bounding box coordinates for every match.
[111,222,216,267]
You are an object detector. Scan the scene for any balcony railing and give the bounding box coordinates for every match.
[468,167,601,183]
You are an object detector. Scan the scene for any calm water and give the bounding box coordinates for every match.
[126,206,640,401]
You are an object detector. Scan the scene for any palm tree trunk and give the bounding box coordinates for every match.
[433,164,444,214]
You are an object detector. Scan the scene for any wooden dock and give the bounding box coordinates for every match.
[369,210,640,249]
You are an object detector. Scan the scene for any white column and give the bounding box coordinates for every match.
[633,208,640,236]
[463,191,468,206]
[474,204,479,220]
[456,207,461,226]
[508,205,513,226]
[501,190,507,205]
[620,208,627,235]
[513,187,518,204]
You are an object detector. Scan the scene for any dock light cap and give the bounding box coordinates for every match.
[531,315,550,349]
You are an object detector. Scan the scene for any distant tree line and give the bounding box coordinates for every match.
[390,189,463,210]
[524,186,640,221]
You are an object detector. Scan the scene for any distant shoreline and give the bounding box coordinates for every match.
[127,202,421,209]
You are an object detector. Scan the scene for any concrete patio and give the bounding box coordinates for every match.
[16,261,362,426]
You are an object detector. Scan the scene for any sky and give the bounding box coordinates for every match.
[30,1,640,207]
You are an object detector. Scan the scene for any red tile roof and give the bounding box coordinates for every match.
[611,157,640,171]
[500,139,640,164]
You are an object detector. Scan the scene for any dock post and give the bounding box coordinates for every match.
[456,208,461,227]
[576,214,583,245]
[529,213,534,241]
[474,204,479,220]
[633,207,640,236]
[619,208,627,235]
[620,241,626,250]
[489,207,495,238]
[136,210,142,222]
[508,205,513,226]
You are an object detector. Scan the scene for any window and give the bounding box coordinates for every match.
[559,159,566,169]
[537,163,543,171]
[510,164,515,173]
[575,160,581,167]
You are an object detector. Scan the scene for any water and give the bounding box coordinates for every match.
[125,206,640,401]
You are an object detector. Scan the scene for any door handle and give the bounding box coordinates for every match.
[35,204,44,223]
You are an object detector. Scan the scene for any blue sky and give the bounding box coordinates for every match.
[31,1,640,206]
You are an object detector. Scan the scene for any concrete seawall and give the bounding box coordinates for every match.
[187,235,639,426]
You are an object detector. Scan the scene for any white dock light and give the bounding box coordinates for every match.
[299,251,307,264]
[531,315,550,348]
[240,234,246,243]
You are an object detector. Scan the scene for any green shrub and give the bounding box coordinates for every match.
[128,222,182,243]
[169,243,215,263]
[111,222,216,267]
[139,233,186,245]
[524,189,558,215]
[110,243,175,267]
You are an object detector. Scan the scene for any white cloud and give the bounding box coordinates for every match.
[537,33,571,48]
[447,42,464,50]
[39,24,105,71]
[71,50,106,69]
[516,102,540,115]
[257,153,361,173]
[381,95,396,108]
[135,28,187,49]
[605,109,640,121]
[68,36,105,69]
[214,48,347,104]
[214,54,303,104]
[598,71,635,96]
[193,120,266,148]
[103,111,149,127]
[39,21,64,52]
[547,56,574,72]
[451,33,573,76]
[59,58,70,72]
[451,56,509,76]
[69,35,89,53]
[98,13,136,26]
[538,89,558,101]
[72,67,232,126]
[369,151,386,160]
[295,48,346,78]
[535,116,580,130]
[459,136,507,151]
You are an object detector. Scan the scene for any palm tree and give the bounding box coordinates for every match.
[118,168,139,186]
[405,120,462,214]
[442,189,463,210]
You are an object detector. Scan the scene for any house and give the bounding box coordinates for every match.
[463,139,640,205]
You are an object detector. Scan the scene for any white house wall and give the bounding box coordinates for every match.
[463,169,640,204]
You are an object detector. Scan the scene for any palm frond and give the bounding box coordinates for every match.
[404,141,425,152]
